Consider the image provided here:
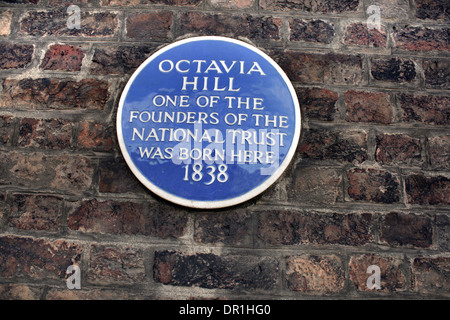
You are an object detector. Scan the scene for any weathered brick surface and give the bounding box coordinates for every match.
[153,250,279,289]
[286,255,345,294]
[348,168,401,204]
[349,254,406,292]
[0,78,110,110]
[257,210,373,246]
[0,236,82,279]
[8,194,63,231]
[0,0,448,300]
[380,212,433,248]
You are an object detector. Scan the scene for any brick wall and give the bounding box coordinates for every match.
[0,0,448,300]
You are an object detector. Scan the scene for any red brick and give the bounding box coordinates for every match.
[76,121,114,152]
[68,199,188,238]
[348,168,401,204]
[126,12,172,40]
[297,87,338,121]
[370,58,416,82]
[87,244,145,285]
[89,45,155,75]
[289,19,335,44]
[288,167,343,204]
[260,0,360,13]
[344,90,393,124]
[429,136,450,170]
[394,26,450,52]
[380,212,433,248]
[349,254,406,292]
[258,210,373,246]
[272,51,363,85]
[18,118,73,150]
[0,42,34,69]
[344,23,387,48]
[298,128,368,163]
[0,236,82,279]
[20,10,119,37]
[399,94,450,125]
[423,59,450,89]
[0,78,110,110]
[286,255,345,294]
[178,12,281,41]
[194,210,251,245]
[412,257,450,294]
[375,134,422,166]
[154,250,279,289]
[40,44,85,71]
[415,0,449,20]
[405,174,449,205]
[0,151,94,193]
[8,194,63,231]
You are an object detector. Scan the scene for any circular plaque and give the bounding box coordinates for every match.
[117,36,301,209]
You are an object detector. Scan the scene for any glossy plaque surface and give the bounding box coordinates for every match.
[117,36,301,208]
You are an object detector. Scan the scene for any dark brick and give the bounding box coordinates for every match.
[0,42,34,69]
[40,44,85,71]
[258,210,373,246]
[194,210,251,245]
[412,257,450,294]
[2,0,39,3]
[68,199,188,238]
[89,45,155,75]
[0,152,94,193]
[260,0,360,13]
[18,118,73,150]
[405,174,449,205]
[0,78,109,110]
[8,194,63,231]
[98,157,146,194]
[371,58,416,82]
[286,255,345,293]
[429,136,450,170]
[344,23,387,48]
[126,12,172,40]
[348,168,400,204]
[436,215,450,251]
[178,12,281,41]
[298,128,368,163]
[76,121,114,152]
[375,134,422,166]
[349,254,406,292]
[399,94,450,125]
[87,244,145,285]
[153,250,278,290]
[394,26,450,52]
[0,115,13,145]
[20,10,119,37]
[344,90,393,124]
[289,19,335,44]
[272,51,363,85]
[380,212,432,248]
[288,167,343,204]
[415,0,449,21]
[0,236,82,279]
[423,59,450,89]
[296,87,338,121]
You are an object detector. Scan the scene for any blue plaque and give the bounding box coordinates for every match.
[117,36,301,208]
